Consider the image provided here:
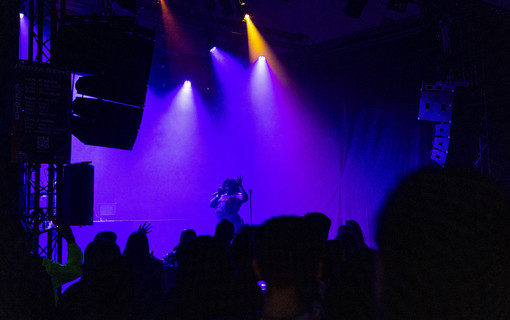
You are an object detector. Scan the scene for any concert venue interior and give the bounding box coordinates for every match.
[2,0,510,282]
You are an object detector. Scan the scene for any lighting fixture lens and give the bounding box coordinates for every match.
[258,56,266,61]
[210,47,217,53]
[257,280,267,293]
[184,80,191,87]
[19,13,24,18]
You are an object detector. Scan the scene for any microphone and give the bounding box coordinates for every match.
[212,188,224,196]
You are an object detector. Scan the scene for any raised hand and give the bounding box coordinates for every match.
[138,221,152,234]
[54,220,76,244]
[236,175,244,186]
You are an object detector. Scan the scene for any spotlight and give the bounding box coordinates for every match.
[258,56,266,61]
[184,80,191,87]
[257,280,267,293]
[244,14,250,21]
[210,47,217,53]
[19,1,26,19]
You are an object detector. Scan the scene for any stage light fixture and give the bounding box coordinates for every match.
[210,47,217,53]
[244,14,250,21]
[19,1,26,19]
[258,56,266,61]
[184,80,191,87]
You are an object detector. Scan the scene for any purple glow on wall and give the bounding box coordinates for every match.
[210,48,248,96]
[70,47,342,258]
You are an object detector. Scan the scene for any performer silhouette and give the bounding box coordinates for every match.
[209,176,248,234]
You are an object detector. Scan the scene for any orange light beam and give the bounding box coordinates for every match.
[245,15,288,83]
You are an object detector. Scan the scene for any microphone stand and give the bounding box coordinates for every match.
[249,189,253,225]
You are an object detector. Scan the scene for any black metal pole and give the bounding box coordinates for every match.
[249,189,252,225]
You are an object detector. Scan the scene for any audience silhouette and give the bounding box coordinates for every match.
[162,235,236,320]
[94,230,118,243]
[0,213,55,320]
[215,218,236,247]
[377,168,510,319]
[231,225,264,318]
[57,239,134,320]
[303,212,332,243]
[9,167,510,320]
[123,226,165,320]
[253,216,323,320]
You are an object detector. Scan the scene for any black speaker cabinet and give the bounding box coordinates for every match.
[63,162,94,225]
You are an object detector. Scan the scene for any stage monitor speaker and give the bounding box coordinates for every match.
[63,162,94,226]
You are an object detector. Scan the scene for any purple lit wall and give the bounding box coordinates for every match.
[70,48,341,258]
[15,5,510,277]
[18,16,432,259]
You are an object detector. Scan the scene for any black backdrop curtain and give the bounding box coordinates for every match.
[292,9,510,245]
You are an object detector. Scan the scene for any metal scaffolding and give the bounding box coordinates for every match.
[23,0,66,261]
[27,0,65,63]
[24,163,64,262]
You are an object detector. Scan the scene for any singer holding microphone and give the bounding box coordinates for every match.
[209,175,248,234]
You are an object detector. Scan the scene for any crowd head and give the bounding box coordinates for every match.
[377,167,510,319]
[6,166,510,320]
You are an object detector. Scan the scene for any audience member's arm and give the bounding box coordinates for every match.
[42,222,83,289]
[237,175,249,202]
